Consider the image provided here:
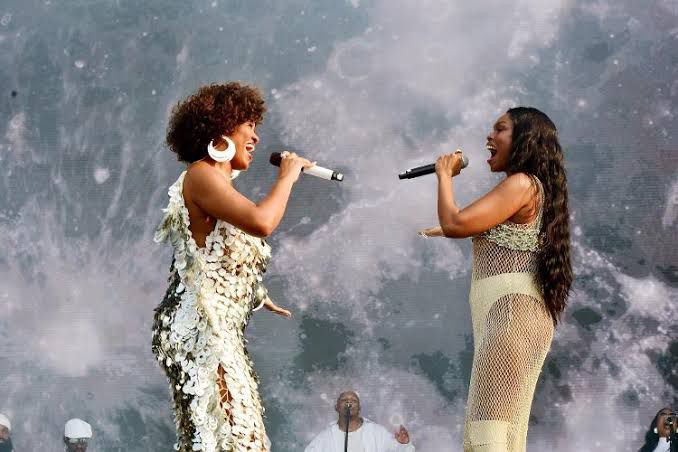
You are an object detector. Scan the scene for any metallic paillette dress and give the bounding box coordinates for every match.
[152,171,272,451]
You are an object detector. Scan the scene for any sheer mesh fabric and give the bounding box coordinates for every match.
[463,177,554,452]
[471,238,538,280]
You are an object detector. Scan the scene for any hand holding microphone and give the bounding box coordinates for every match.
[270,152,344,182]
[398,149,468,179]
[274,151,315,183]
[436,150,467,178]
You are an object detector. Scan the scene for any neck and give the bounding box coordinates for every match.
[338,416,363,432]
[214,159,233,172]
[203,157,235,181]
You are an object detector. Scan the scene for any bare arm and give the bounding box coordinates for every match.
[186,153,311,237]
[435,153,535,238]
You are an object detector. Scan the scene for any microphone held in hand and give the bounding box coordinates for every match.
[398,154,469,179]
[269,152,344,181]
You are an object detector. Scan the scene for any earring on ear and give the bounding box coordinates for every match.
[207,135,236,162]
[654,427,658,434]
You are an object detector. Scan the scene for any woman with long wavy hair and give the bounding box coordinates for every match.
[420,107,573,451]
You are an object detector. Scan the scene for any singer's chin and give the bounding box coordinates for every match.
[232,160,251,172]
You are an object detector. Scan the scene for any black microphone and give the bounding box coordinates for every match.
[269,152,344,181]
[398,155,469,179]
[344,403,351,452]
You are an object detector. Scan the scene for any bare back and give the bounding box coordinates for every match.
[506,177,541,225]
[182,161,229,248]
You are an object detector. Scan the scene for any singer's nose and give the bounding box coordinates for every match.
[252,132,259,144]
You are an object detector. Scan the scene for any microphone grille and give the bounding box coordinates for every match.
[461,154,469,168]
[269,152,283,167]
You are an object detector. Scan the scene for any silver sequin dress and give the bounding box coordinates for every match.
[152,171,272,451]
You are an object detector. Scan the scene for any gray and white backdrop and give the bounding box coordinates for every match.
[0,0,676,450]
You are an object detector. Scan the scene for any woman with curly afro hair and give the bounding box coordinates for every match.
[152,82,314,451]
[420,107,573,451]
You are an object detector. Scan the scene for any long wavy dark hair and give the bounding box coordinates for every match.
[638,407,673,452]
[505,107,573,325]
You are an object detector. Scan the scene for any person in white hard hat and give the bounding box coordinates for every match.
[0,414,13,452]
[63,418,92,452]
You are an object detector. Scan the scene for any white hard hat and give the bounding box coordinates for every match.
[64,418,92,439]
[0,413,10,431]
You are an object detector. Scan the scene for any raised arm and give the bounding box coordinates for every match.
[185,153,312,237]
[436,153,536,238]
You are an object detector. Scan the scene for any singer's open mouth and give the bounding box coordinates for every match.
[245,144,255,155]
[486,143,497,156]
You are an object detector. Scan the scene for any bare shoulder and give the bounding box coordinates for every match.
[503,172,534,188]
[500,172,537,198]
[184,161,227,194]
[185,160,213,182]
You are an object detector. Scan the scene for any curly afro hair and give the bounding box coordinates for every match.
[166,82,266,163]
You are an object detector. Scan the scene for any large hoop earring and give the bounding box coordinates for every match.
[207,135,236,162]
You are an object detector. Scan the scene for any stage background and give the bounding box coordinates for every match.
[0,0,676,450]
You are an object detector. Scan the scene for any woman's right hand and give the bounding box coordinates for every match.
[278,151,315,183]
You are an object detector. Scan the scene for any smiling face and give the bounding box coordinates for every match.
[223,120,259,171]
[486,113,514,173]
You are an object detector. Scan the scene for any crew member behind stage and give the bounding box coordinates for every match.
[639,407,677,452]
[304,390,414,452]
[0,414,13,452]
[63,418,92,452]
[152,82,313,452]
[419,107,572,451]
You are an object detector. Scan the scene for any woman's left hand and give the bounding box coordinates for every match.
[435,149,465,178]
[417,226,444,238]
[264,299,292,318]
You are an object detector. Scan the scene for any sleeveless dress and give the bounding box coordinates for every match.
[151,171,272,451]
[463,176,554,452]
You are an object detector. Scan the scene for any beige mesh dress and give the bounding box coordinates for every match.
[463,176,554,452]
[152,171,272,451]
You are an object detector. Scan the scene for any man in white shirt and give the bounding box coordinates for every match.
[304,391,415,452]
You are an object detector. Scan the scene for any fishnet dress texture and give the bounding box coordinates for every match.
[463,177,554,452]
[152,172,272,451]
